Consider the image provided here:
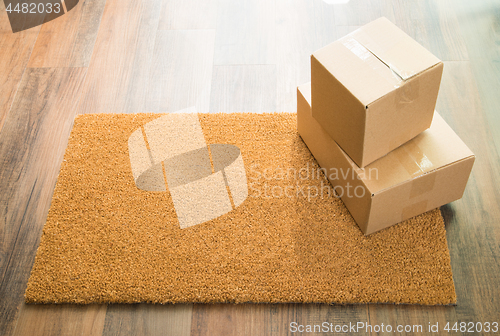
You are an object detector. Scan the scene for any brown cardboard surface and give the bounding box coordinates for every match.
[313,36,401,107]
[311,17,443,167]
[363,112,474,193]
[298,83,372,228]
[349,17,441,80]
[25,112,456,305]
[298,82,474,235]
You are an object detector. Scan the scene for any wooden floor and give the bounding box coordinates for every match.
[1,0,499,334]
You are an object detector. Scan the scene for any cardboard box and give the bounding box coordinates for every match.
[298,83,474,235]
[311,17,443,167]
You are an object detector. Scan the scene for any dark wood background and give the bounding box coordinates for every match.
[1,0,499,335]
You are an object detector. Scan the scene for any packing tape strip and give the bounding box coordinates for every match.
[395,77,420,105]
[342,35,420,107]
[395,141,433,179]
[396,141,436,221]
[128,113,248,229]
[349,26,418,81]
[341,36,403,88]
[400,172,435,220]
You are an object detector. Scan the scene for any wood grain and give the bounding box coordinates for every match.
[291,304,369,335]
[0,30,39,132]
[13,304,107,336]
[453,0,500,157]
[368,305,458,334]
[335,26,360,39]
[101,304,192,336]
[158,0,217,30]
[0,0,11,31]
[437,62,500,321]
[191,304,271,336]
[0,67,87,336]
[145,30,215,113]
[191,303,369,335]
[76,0,163,114]
[210,65,277,112]
[332,0,396,26]
[0,0,40,132]
[27,0,107,68]
[213,0,275,65]
[275,0,337,112]
[392,0,469,61]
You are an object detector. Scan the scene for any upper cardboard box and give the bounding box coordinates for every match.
[311,17,443,167]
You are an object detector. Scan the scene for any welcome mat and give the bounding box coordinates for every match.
[25,113,456,305]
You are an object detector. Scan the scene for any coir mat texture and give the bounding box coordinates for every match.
[25,113,457,305]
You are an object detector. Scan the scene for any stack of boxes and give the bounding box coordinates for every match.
[297,17,475,235]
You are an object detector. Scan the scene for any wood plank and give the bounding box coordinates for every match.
[332,0,396,26]
[191,303,369,335]
[437,62,500,321]
[368,305,458,334]
[27,0,107,68]
[0,0,13,31]
[213,0,275,65]
[392,0,469,61]
[0,31,39,132]
[102,304,192,336]
[335,26,360,39]
[145,29,215,113]
[190,304,270,336]
[0,1,41,132]
[76,0,163,114]
[454,0,500,156]
[292,304,369,335]
[12,304,106,336]
[276,0,336,111]
[158,0,217,30]
[210,65,276,112]
[0,67,87,336]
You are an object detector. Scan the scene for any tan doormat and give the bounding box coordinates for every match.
[25,113,456,305]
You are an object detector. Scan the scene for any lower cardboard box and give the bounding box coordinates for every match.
[297,82,475,235]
